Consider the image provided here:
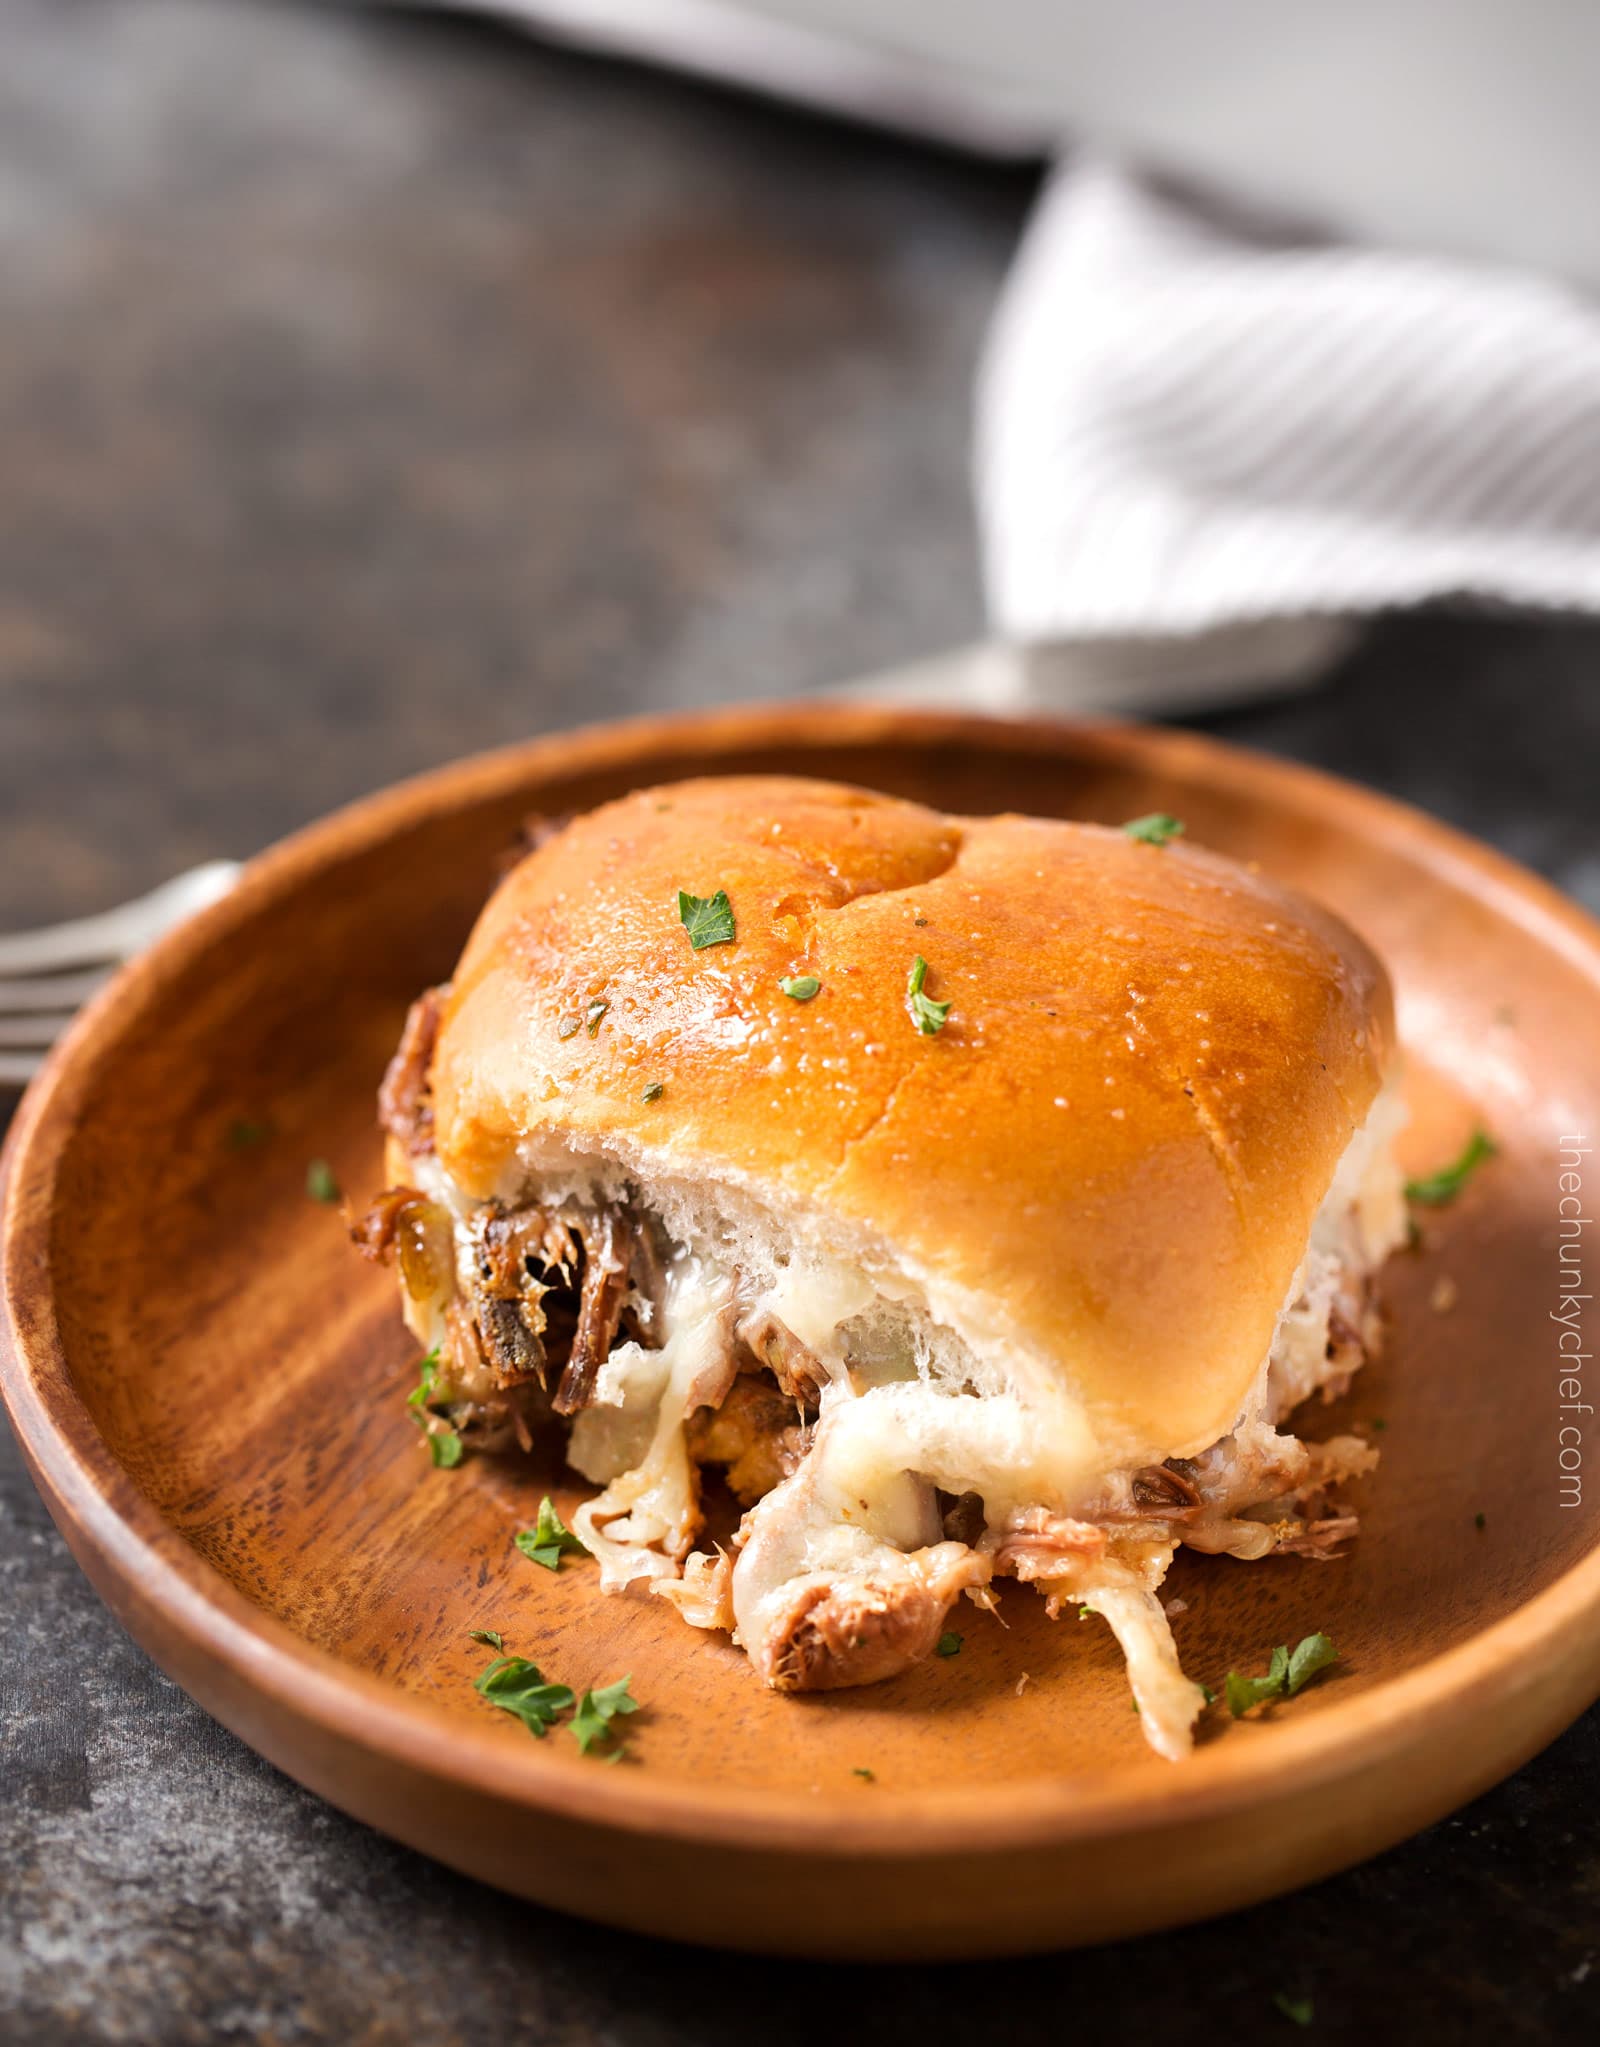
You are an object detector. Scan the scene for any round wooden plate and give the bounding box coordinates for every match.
[5,704,1599,1958]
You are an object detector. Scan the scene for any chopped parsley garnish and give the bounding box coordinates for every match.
[469,1629,504,1650]
[556,1014,581,1041]
[515,1496,588,1571]
[1370,1417,1388,1431]
[472,1656,640,1758]
[1272,1992,1314,2027]
[935,1631,963,1658]
[779,974,821,1002]
[428,1429,463,1468]
[1286,1634,1338,1694]
[407,1347,461,1466]
[584,998,609,1036]
[1200,1683,1217,1707]
[641,1081,665,1103]
[473,1655,574,1738]
[1475,1511,1487,1530]
[1226,1648,1290,1718]
[1078,1605,1092,1621]
[226,1117,272,1150]
[1122,813,1186,847]
[570,1674,639,1756]
[406,1346,440,1416]
[1224,1633,1338,1718]
[852,1767,876,1782]
[905,955,951,1036]
[677,887,736,950]
[305,1159,341,1203]
[1404,1128,1497,1206]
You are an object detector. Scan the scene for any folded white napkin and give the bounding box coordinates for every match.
[413,2,1600,709]
[977,157,1600,704]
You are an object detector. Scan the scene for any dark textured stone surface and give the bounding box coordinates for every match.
[1,3,1597,2042]
[0,0,1023,932]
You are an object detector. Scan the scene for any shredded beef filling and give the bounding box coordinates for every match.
[354,1186,665,1446]
[378,988,446,1158]
[733,1309,829,1406]
[685,1372,814,1505]
[557,1207,637,1415]
[356,1172,1382,1707]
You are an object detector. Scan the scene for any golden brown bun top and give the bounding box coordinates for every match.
[432,776,1393,1457]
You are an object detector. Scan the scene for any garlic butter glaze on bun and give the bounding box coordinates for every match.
[358,776,1406,1758]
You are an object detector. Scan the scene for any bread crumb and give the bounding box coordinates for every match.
[1015,1672,1031,1696]
[1431,1274,1459,1313]
[1163,1595,1189,1617]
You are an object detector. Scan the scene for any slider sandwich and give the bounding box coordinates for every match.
[356,776,1405,1758]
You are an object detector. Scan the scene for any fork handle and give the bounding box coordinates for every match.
[0,861,240,974]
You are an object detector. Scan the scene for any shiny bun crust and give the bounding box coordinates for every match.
[430,776,1394,1458]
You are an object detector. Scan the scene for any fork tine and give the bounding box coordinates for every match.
[0,967,110,1013]
[0,905,131,976]
[0,860,240,975]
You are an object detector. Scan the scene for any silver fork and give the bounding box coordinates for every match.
[0,861,241,1086]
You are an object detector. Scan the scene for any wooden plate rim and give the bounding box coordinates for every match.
[6,700,1600,1861]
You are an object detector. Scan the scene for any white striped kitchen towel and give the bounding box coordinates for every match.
[977,157,1600,702]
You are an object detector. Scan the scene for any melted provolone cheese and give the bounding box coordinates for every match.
[730,1377,1102,1656]
[569,1260,733,1587]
